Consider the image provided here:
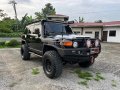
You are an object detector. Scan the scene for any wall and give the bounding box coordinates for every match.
[72,27,102,40]
[71,27,82,35]
[83,28,102,40]
[103,27,120,43]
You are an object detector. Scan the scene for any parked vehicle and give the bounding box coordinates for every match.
[21,20,101,79]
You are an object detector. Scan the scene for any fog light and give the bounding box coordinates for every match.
[73,42,78,48]
[95,39,99,47]
[86,39,91,48]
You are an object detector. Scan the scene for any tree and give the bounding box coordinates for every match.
[0,17,16,33]
[35,3,56,20]
[42,3,56,19]
[95,20,103,23]
[35,12,43,20]
[79,17,84,23]
[9,0,18,20]
[0,9,7,20]
[16,14,33,31]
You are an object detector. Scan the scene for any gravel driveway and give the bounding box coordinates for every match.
[0,43,120,90]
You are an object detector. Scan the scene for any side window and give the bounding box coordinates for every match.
[74,31,81,35]
[33,28,40,34]
[85,31,92,34]
[109,30,116,37]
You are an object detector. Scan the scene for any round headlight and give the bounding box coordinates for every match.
[95,39,99,47]
[86,39,91,48]
[73,42,78,48]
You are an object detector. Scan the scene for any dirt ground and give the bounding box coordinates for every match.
[0,43,120,90]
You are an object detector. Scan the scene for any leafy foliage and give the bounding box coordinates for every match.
[0,17,15,33]
[17,14,33,32]
[75,69,105,87]
[0,9,7,20]
[32,68,40,75]
[95,20,103,23]
[35,12,43,20]
[79,17,84,22]
[35,3,56,20]
[5,39,19,47]
[0,41,20,48]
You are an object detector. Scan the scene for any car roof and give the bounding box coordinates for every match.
[26,20,66,26]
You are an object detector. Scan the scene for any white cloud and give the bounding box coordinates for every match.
[0,0,120,21]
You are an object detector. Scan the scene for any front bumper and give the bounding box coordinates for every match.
[58,47,100,62]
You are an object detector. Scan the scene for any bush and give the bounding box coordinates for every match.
[0,42,5,46]
[0,28,13,33]
[5,39,20,47]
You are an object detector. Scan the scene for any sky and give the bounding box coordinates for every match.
[0,0,120,22]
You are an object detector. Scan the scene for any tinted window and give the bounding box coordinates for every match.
[85,31,92,34]
[44,22,66,36]
[109,30,116,36]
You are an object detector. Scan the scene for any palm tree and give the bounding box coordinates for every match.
[9,0,17,20]
[17,14,33,31]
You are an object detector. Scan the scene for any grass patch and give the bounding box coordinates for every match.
[111,80,117,87]
[0,39,20,49]
[112,84,117,87]
[75,69,105,87]
[78,80,88,87]
[94,73,105,81]
[32,68,40,75]
[75,69,93,80]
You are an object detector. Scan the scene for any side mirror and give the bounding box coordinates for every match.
[21,35,25,39]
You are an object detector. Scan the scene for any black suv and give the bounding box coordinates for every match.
[21,20,101,79]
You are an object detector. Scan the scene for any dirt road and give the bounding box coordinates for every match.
[0,43,120,90]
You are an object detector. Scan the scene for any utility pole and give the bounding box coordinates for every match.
[9,0,17,20]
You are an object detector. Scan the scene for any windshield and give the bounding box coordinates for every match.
[44,22,72,36]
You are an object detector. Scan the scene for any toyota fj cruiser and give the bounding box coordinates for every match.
[21,20,101,79]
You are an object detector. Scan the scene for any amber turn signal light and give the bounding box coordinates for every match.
[63,41,73,47]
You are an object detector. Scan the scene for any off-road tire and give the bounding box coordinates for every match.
[78,57,95,68]
[43,51,62,79]
[21,44,30,60]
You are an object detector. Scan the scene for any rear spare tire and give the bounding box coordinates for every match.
[43,51,62,79]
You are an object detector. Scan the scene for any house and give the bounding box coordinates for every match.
[71,21,120,43]
[47,14,69,22]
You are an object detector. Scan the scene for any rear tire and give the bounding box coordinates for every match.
[78,56,95,68]
[43,51,62,79]
[21,44,30,60]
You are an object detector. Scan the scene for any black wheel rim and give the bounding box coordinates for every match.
[45,59,53,74]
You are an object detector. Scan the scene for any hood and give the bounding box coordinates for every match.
[54,34,90,40]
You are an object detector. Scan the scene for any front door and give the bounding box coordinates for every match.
[95,31,99,39]
[103,31,108,41]
[28,34,43,55]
